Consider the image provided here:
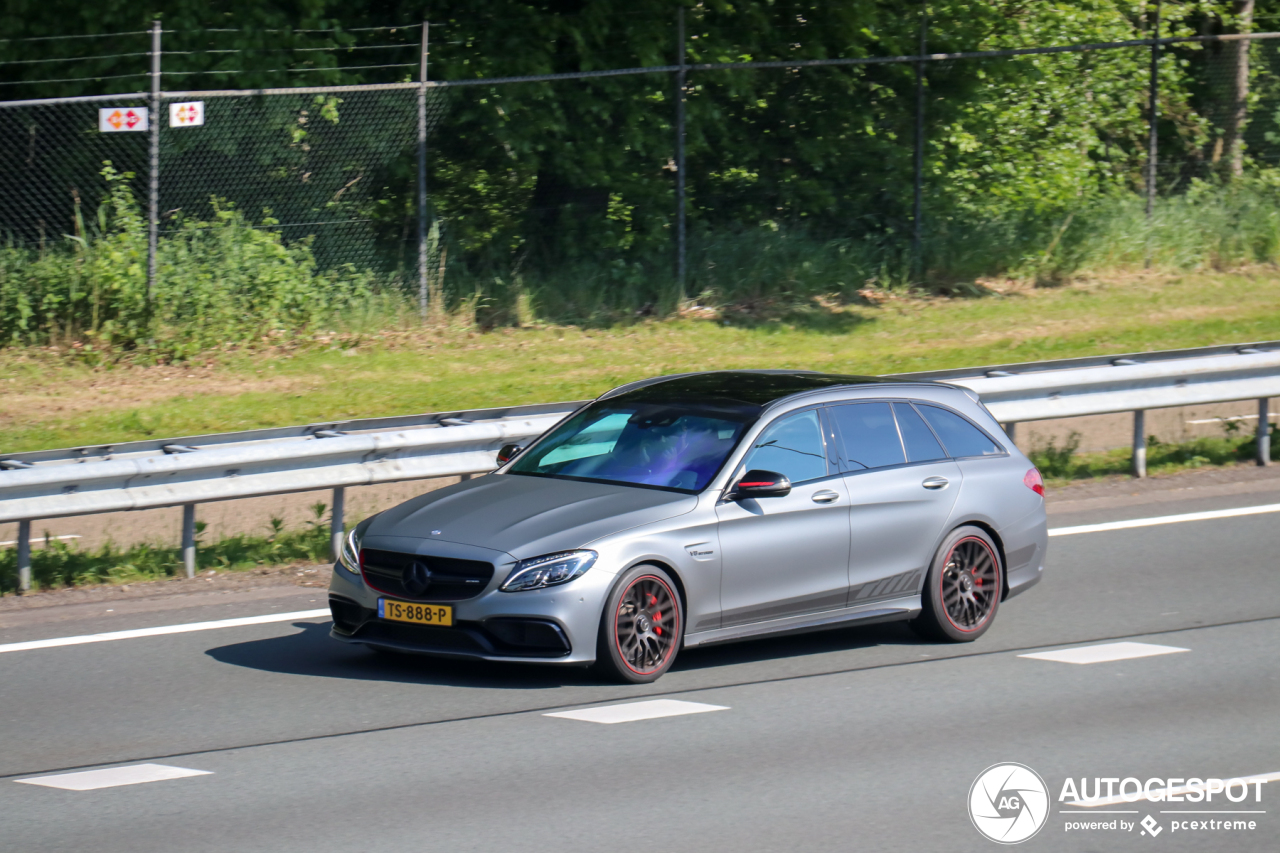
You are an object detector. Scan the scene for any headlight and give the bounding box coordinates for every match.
[500,550,597,592]
[338,527,363,576]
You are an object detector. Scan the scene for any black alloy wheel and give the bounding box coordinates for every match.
[912,525,1002,642]
[597,564,683,683]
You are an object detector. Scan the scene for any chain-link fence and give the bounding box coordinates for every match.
[5,16,1280,343]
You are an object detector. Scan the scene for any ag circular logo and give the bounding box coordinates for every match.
[968,763,1050,844]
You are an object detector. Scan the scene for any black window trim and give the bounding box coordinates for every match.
[825,397,1008,476]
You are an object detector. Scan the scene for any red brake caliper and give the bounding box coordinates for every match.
[648,593,662,635]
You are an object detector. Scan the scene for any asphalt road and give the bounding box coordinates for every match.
[2,480,1279,852]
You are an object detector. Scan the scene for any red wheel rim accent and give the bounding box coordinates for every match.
[939,536,1000,633]
[613,575,680,675]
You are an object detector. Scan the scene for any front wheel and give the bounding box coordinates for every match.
[595,565,684,684]
[911,526,1002,642]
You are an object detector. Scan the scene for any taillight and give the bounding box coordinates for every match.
[1023,467,1044,497]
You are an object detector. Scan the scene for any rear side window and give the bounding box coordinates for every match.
[917,405,1002,458]
[829,402,905,470]
[893,402,947,462]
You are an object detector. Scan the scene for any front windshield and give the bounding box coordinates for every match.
[508,402,753,492]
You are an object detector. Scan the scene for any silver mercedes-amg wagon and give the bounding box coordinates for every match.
[328,371,1048,682]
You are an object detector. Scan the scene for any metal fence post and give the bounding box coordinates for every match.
[16,519,32,593]
[675,7,687,294]
[1144,0,1161,268]
[181,503,196,578]
[330,486,346,560]
[1132,410,1147,478]
[417,20,430,323]
[1002,422,1017,444]
[912,0,928,281]
[147,19,161,309]
[1259,398,1272,466]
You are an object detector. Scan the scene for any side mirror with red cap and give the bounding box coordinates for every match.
[497,444,523,465]
[729,469,792,500]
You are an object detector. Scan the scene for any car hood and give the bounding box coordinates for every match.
[365,473,698,561]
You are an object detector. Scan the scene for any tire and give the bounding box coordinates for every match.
[911,526,1002,643]
[595,564,684,684]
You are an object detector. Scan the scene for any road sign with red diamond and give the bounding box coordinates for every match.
[98,107,149,132]
[168,101,204,128]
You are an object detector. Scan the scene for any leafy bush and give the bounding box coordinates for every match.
[0,164,401,359]
[1029,431,1083,480]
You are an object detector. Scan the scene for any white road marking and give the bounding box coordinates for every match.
[1067,771,1280,808]
[4,499,1275,656]
[1048,502,1280,537]
[1186,413,1273,424]
[545,699,729,724]
[0,609,329,655]
[1019,641,1188,665]
[16,763,212,791]
[0,534,80,547]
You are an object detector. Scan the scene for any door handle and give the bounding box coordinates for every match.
[811,489,840,504]
[922,476,949,490]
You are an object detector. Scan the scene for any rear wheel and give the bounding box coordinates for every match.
[911,526,1002,642]
[595,565,683,684]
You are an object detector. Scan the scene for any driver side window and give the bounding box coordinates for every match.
[742,410,829,484]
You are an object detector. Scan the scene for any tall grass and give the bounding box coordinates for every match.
[6,170,1280,349]
[451,178,1280,327]
[0,165,408,360]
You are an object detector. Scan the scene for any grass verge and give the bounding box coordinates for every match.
[0,508,334,595]
[4,269,1280,453]
[1030,428,1278,486]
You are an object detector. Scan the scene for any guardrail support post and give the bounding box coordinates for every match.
[330,486,346,561]
[16,519,32,593]
[1002,422,1016,444]
[1132,410,1147,478]
[181,504,196,578]
[1260,398,1272,466]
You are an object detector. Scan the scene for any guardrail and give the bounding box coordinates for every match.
[2,341,1276,592]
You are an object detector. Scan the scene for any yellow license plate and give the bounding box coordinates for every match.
[379,599,453,626]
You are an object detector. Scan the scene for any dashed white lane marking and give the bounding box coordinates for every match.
[16,763,212,791]
[1048,502,1280,537]
[1019,641,1188,665]
[546,699,729,724]
[1067,771,1280,808]
[0,609,330,655]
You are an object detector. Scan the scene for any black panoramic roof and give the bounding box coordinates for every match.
[603,370,897,411]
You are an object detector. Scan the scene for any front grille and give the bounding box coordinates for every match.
[358,620,492,655]
[360,548,495,602]
[351,619,572,659]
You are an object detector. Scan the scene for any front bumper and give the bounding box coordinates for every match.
[327,560,612,665]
